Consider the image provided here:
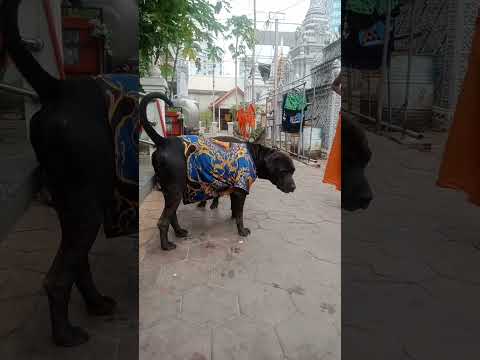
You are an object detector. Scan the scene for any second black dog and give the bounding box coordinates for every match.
[342,113,373,210]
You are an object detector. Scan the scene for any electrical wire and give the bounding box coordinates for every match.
[255,71,317,103]
[277,0,308,13]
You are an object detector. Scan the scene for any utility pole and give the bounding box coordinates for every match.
[212,63,216,133]
[243,57,248,102]
[252,0,256,104]
[269,12,284,147]
[376,0,392,132]
[274,16,278,146]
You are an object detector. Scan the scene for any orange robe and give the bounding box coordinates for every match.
[437,17,480,206]
[323,114,341,191]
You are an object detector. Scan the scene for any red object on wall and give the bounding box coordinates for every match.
[62,17,104,76]
[165,111,183,137]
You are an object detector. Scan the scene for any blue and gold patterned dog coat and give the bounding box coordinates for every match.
[180,136,257,204]
[94,74,140,238]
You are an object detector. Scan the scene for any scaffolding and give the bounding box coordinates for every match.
[343,0,479,140]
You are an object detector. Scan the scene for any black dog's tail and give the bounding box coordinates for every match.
[1,0,60,100]
[139,92,174,146]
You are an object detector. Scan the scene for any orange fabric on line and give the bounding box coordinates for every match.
[237,104,256,139]
[437,16,480,206]
[237,108,247,138]
[323,114,341,191]
[247,103,256,129]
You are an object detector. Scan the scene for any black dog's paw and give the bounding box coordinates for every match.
[198,201,207,208]
[210,201,219,210]
[161,241,177,251]
[238,228,251,237]
[53,325,90,347]
[86,295,117,316]
[175,228,189,238]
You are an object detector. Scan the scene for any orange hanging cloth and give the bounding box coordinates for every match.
[237,108,246,138]
[323,114,341,191]
[245,104,256,138]
[437,16,480,206]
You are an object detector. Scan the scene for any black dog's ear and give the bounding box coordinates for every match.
[252,145,276,179]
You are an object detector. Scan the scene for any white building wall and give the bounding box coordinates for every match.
[189,93,217,113]
[8,0,63,140]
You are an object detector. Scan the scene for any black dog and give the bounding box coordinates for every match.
[342,113,373,210]
[2,0,138,347]
[140,92,296,251]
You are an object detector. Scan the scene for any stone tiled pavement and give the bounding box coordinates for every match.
[343,130,480,359]
[0,200,138,360]
[139,160,341,360]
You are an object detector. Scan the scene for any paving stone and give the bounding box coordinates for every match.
[3,199,137,358]
[180,285,238,326]
[239,282,296,326]
[188,240,230,264]
[156,260,213,295]
[209,257,256,292]
[11,202,58,232]
[275,312,339,360]
[0,294,41,338]
[0,246,53,274]
[0,268,43,300]
[342,327,405,360]
[139,227,156,249]
[212,316,283,360]
[140,287,181,330]
[3,228,59,252]
[289,284,340,325]
[139,318,211,360]
[142,242,189,266]
[140,158,340,359]
[342,131,480,359]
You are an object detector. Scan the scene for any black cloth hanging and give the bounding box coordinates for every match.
[281,92,306,133]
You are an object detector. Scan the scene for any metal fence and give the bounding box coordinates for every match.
[261,38,340,165]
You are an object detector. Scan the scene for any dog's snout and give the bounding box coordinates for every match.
[359,192,372,209]
[290,183,296,192]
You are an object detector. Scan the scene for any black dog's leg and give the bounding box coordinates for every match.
[44,220,100,347]
[230,192,250,237]
[170,212,189,238]
[158,192,182,250]
[210,197,219,209]
[75,257,116,316]
[198,200,207,208]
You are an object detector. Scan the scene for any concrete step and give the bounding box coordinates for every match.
[0,141,40,241]
[0,111,27,142]
[139,154,155,204]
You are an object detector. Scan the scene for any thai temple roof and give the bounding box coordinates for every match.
[284,0,332,86]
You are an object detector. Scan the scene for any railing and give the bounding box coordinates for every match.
[21,38,44,52]
[0,82,39,101]
[139,139,155,146]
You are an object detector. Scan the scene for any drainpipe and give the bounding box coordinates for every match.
[42,0,65,79]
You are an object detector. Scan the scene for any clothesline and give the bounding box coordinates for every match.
[255,72,316,103]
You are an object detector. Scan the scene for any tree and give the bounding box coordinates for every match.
[226,15,256,109]
[139,0,229,96]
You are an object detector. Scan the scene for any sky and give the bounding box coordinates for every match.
[214,0,312,76]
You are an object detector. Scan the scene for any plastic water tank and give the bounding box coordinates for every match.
[172,97,200,134]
